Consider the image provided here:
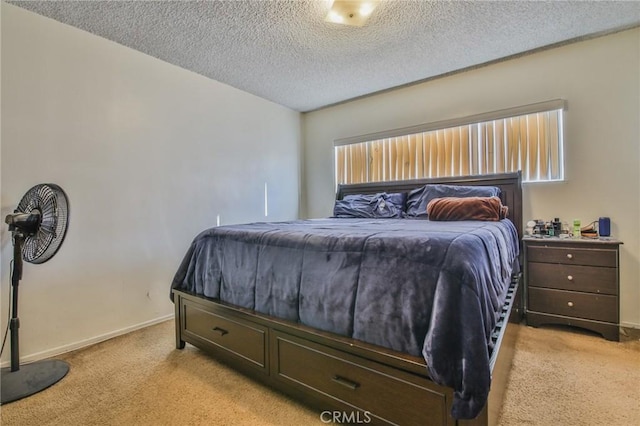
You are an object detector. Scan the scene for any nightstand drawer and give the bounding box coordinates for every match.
[528,287,618,323]
[527,246,616,267]
[528,263,617,295]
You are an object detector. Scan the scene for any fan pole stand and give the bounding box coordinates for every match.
[0,233,69,405]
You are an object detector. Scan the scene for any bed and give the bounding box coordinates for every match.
[171,172,523,426]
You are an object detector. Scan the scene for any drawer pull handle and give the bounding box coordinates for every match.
[567,253,573,259]
[567,301,574,307]
[567,275,573,281]
[331,375,360,390]
[212,326,228,337]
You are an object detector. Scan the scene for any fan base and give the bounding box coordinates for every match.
[0,359,69,404]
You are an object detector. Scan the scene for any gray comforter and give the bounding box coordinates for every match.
[171,218,519,419]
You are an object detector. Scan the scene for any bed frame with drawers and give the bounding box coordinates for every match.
[173,172,524,426]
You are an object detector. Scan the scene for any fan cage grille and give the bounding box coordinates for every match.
[15,184,69,264]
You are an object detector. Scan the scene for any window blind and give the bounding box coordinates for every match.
[335,100,565,185]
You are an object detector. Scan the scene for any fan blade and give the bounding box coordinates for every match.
[37,222,57,235]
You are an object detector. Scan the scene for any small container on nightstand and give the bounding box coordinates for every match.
[523,236,623,341]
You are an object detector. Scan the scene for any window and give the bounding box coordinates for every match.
[335,100,565,185]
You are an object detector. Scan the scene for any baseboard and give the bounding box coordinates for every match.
[620,324,640,341]
[0,314,173,368]
[620,321,640,329]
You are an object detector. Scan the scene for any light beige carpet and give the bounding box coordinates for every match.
[1,320,638,426]
[498,325,639,425]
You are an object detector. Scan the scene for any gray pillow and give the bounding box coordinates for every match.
[405,184,500,218]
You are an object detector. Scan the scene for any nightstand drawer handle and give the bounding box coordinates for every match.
[567,301,574,307]
[567,253,573,259]
[567,275,573,281]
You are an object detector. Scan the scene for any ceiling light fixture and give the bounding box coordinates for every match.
[325,0,379,27]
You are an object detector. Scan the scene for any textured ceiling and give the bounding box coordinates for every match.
[8,0,640,112]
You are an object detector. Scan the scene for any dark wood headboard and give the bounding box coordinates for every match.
[335,172,523,239]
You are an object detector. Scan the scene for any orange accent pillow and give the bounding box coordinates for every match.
[426,196,508,221]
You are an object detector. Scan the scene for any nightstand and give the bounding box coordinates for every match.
[523,236,622,341]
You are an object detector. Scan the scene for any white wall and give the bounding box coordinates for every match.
[302,29,640,328]
[1,4,301,363]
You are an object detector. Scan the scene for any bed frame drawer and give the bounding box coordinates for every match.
[272,331,453,426]
[182,300,267,371]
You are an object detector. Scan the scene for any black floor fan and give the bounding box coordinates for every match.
[1,183,70,404]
